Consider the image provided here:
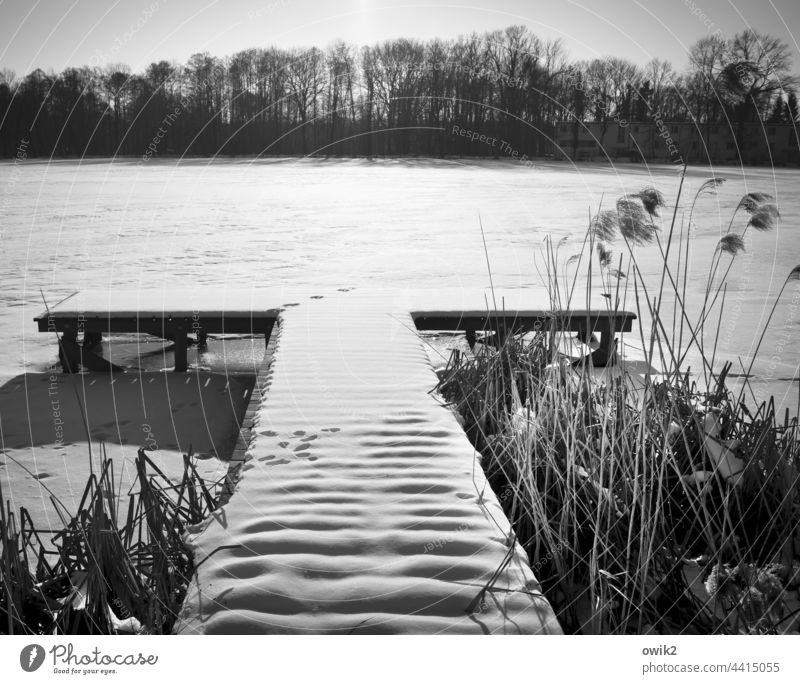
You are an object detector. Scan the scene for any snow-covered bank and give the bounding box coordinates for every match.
[0,371,251,535]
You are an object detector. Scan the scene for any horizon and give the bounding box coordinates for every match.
[0,0,799,78]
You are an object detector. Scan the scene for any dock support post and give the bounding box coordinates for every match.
[174,326,188,372]
[575,320,616,367]
[465,329,477,351]
[594,322,617,366]
[495,318,510,348]
[58,328,80,373]
[83,331,102,349]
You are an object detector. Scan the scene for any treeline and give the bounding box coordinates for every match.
[0,26,797,159]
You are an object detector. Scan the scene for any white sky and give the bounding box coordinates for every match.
[0,0,798,76]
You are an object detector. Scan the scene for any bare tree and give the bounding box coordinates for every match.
[723,29,798,121]
[285,47,326,153]
[687,34,728,133]
[2,25,798,161]
[485,26,536,147]
[325,41,356,155]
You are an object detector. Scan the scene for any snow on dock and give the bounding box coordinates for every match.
[37,287,637,634]
[174,291,563,634]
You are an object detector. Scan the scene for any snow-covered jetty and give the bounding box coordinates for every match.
[37,288,634,634]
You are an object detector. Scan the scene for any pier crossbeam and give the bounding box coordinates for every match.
[412,309,635,365]
[34,290,280,372]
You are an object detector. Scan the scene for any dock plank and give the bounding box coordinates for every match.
[174,293,562,634]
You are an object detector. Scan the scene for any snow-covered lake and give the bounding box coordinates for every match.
[1,158,798,410]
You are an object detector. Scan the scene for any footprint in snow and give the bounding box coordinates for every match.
[264,458,291,467]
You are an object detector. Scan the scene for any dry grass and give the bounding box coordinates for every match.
[437,177,800,634]
[0,446,221,635]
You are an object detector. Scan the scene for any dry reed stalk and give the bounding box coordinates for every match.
[437,181,800,634]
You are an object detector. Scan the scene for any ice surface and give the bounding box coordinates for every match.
[1,158,797,410]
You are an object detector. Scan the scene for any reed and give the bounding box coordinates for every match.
[438,177,800,634]
[0,445,222,635]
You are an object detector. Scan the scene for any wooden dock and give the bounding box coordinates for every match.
[35,287,637,634]
[35,288,633,371]
[35,289,279,372]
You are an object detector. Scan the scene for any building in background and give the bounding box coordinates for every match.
[553,120,800,166]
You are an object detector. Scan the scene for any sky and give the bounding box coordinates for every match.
[0,0,798,77]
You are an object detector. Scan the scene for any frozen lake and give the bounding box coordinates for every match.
[1,158,798,411]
